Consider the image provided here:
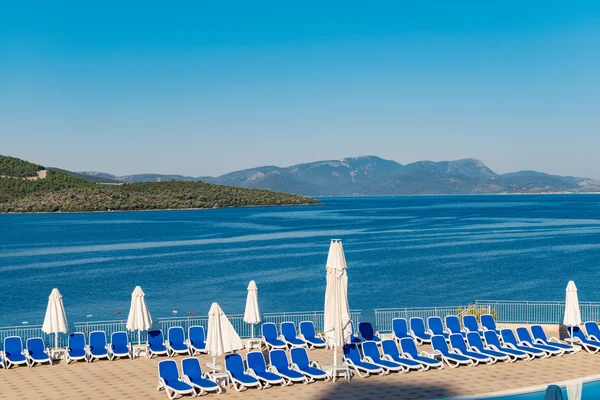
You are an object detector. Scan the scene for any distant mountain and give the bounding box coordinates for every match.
[80,156,600,196]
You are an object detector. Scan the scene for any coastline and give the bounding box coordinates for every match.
[0,201,322,215]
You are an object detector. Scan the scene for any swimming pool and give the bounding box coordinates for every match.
[484,377,600,399]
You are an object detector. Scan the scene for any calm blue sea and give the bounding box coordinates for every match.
[1,195,600,326]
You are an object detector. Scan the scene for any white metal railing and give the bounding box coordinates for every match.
[72,320,138,343]
[0,324,69,350]
[474,300,600,324]
[374,306,463,333]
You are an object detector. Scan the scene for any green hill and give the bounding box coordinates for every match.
[0,155,320,213]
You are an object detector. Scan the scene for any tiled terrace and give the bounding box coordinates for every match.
[2,343,600,400]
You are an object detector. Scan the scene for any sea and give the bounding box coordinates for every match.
[1,194,599,326]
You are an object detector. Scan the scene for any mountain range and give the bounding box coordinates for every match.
[79,156,600,196]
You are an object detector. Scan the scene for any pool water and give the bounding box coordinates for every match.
[489,378,600,399]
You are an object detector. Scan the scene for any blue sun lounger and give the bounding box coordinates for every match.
[343,343,384,377]
[483,331,529,361]
[66,332,88,364]
[362,341,404,373]
[87,331,110,362]
[516,327,564,356]
[500,329,547,359]
[481,314,501,334]
[111,331,132,359]
[247,351,284,388]
[381,339,425,371]
[409,317,432,344]
[262,323,287,350]
[428,317,450,340]
[398,337,443,369]
[186,326,207,355]
[290,347,329,382]
[225,353,262,391]
[584,321,600,341]
[181,357,221,395]
[299,321,327,349]
[392,318,412,343]
[462,315,485,337]
[358,322,382,343]
[157,359,195,399]
[431,335,474,368]
[269,349,308,384]
[147,330,169,358]
[568,327,600,354]
[449,334,492,365]
[445,315,467,338]
[466,332,510,362]
[167,326,190,356]
[531,325,577,353]
[25,337,52,367]
[4,336,28,368]
[281,322,307,348]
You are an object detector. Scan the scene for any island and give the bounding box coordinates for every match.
[0,155,321,213]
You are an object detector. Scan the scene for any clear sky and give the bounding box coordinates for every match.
[1,1,599,177]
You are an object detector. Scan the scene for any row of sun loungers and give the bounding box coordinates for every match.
[261,321,328,350]
[157,347,329,398]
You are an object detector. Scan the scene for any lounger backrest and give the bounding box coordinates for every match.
[463,315,479,332]
[69,332,85,351]
[481,314,497,331]
[299,321,317,340]
[399,337,419,357]
[584,321,600,338]
[189,326,206,346]
[500,329,518,345]
[445,316,462,334]
[89,331,107,350]
[410,318,426,335]
[428,317,445,335]
[431,335,449,354]
[26,337,46,357]
[281,322,297,341]
[362,341,381,361]
[4,336,23,357]
[449,334,467,352]
[270,349,291,372]
[358,322,376,340]
[516,327,533,343]
[343,343,362,364]
[466,332,485,350]
[483,331,502,348]
[158,360,179,384]
[570,326,586,340]
[382,339,401,359]
[247,351,267,374]
[225,354,245,377]
[290,347,310,369]
[147,330,164,348]
[168,326,185,346]
[182,357,202,381]
[392,318,409,338]
[262,323,279,341]
[112,331,129,349]
[530,325,548,342]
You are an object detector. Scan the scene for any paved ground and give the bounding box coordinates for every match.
[2,343,600,400]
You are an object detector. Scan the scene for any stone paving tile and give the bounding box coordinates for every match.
[1,348,600,399]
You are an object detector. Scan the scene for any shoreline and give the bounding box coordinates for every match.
[0,202,322,215]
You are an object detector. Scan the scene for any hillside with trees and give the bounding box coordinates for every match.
[0,155,320,213]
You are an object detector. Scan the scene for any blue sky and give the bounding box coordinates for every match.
[1,1,599,177]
